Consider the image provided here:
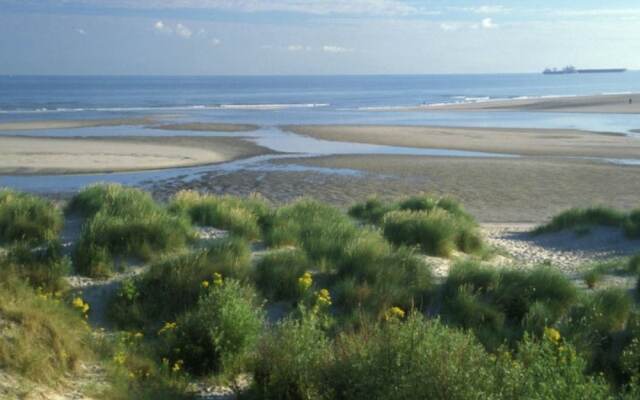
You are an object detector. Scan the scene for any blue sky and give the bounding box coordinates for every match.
[1,0,639,75]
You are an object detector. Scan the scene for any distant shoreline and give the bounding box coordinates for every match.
[401,93,640,114]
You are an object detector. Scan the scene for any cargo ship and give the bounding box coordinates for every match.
[543,66,626,75]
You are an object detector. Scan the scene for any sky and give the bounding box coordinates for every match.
[1,0,639,75]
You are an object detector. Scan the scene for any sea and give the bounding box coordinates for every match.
[1,73,639,192]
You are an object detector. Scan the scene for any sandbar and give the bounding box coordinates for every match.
[0,136,272,175]
[0,118,152,131]
[406,93,640,114]
[285,124,640,159]
[153,122,259,132]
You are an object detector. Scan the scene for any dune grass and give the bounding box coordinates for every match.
[169,190,269,240]
[0,189,63,244]
[254,248,311,302]
[71,184,192,278]
[534,206,640,238]
[0,241,70,291]
[0,276,92,386]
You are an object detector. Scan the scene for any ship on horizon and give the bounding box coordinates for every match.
[543,66,627,75]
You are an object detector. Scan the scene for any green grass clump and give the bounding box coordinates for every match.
[0,277,92,386]
[161,279,264,376]
[71,184,192,278]
[169,190,269,240]
[108,236,252,327]
[264,198,359,266]
[348,197,394,225]
[0,189,63,244]
[1,241,70,291]
[254,248,311,302]
[535,206,640,239]
[382,209,482,257]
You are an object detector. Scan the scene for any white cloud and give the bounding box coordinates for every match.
[440,23,459,32]
[74,27,86,35]
[481,18,498,29]
[462,5,508,14]
[175,23,192,38]
[210,38,221,46]
[322,45,351,53]
[154,20,194,39]
[287,44,311,52]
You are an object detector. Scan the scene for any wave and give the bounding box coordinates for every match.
[0,103,330,114]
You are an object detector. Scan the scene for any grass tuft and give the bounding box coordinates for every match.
[0,189,63,244]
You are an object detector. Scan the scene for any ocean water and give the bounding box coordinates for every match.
[0,74,638,192]
[1,74,639,132]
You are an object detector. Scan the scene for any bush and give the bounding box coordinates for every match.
[162,280,264,375]
[109,237,252,327]
[169,191,269,240]
[497,333,612,399]
[0,189,63,244]
[0,277,92,386]
[71,184,192,278]
[628,254,640,274]
[534,207,626,235]
[382,209,482,257]
[1,241,70,291]
[254,248,311,302]
[327,315,498,400]
[625,210,640,238]
[252,317,331,400]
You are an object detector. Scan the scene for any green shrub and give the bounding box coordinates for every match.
[327,315,498,400]
[254,248,311,302]
[252,317,331,400]
[625,210,640,238]
[162,280,264,376]
[584,269,603,289]
[382,209,482,257]
[628,254,640,274]
[0,189,63,244]
[70,184,192,278]
[169,191,268,240]
[497,333,612,399]
[1,241,70,291]
[109,237,252,327]
[0,277,92,386]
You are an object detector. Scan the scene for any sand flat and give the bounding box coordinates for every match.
[0,118,153,131]
[0,136,272,174]
[406,93,640,113]
[153,122,259,132]
[285,124,640,158]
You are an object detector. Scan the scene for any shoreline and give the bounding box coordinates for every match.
[0,118,153,131]
[284,124,640,159]
[0,135,274,175]
[403,93,640,114]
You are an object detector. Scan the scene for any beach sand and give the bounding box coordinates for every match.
[285,124,640,158]
[0,118,153,131]
[0,136,272,174]
[147,154,640,223]
[406,93,640,113]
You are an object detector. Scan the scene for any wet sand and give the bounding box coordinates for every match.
[153,122,259,132]
[406,93,640,113]
[0,118,152,131]
[285,124,640,158]
[0,136,272,175]
[151,154,638,223]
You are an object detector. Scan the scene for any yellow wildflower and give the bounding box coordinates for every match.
[201,280,210,289]
[298,272,313,293]
[172,360,184,373]
[544,327,561,343]
[158,321,177,335]
[72,297,85,309]
[213,272,223,287]
[384,306,406,321]
[316,288,332,306]
[113,351,127,365]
